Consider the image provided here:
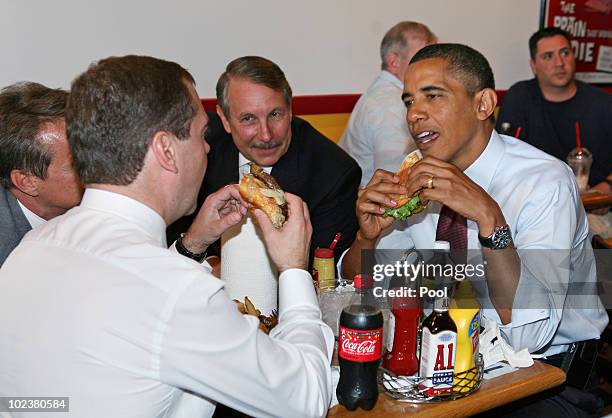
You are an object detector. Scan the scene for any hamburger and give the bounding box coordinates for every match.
[383,150,428,220]
[239,163,288,229]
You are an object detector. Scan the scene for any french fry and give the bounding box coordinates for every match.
[233,297,278,334]
[244,296,261,317]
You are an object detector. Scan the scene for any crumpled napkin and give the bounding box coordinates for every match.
[480,318,534,369]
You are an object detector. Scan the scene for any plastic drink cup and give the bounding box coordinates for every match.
[567,147,592,192]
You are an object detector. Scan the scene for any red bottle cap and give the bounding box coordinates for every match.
[314,247,334,258]
[353,274,374,289]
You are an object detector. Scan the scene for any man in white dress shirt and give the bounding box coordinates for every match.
[339,21,436,187]
[0,56,333,418]
[342,44,607,416]
[0,82,83,266]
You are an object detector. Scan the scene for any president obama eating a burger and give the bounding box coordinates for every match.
[341,43,606,417]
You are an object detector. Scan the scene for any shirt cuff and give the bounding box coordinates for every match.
[278,268,318,316]
[169,240,213,272]
[495,308,549,330]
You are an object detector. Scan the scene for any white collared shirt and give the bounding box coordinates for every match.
[238,152,272,173]
[0,188,333,418]
[365,131,608,356]
[16,199,45,229]
[339,70,417,187]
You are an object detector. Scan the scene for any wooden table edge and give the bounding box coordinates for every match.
[328,361,566,418]
[581,192,612,210]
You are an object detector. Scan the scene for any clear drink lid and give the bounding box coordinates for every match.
[567,147,592,161]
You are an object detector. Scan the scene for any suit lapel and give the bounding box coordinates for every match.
[201,134,239,201]
[215,138,240,186]
[271,118,303,193]
[0,189,32,259]
[2,189,30,235]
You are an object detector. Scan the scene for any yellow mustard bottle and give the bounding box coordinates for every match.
[449,280,480,393]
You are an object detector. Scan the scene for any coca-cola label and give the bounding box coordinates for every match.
[338,326,383,362]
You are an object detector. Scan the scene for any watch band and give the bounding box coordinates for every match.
[176,233,207,263]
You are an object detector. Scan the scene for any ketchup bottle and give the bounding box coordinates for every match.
[383,288,421,375]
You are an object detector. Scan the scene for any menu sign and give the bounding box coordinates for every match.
[542,0,612,83]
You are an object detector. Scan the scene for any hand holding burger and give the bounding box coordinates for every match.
[382,150,428,220]
[239,163,288,228]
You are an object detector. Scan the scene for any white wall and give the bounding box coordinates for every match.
[0,0,541,97]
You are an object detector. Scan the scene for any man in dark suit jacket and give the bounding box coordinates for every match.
[167,56,360,271]
[0,187,32,265]
[0,82,83,266]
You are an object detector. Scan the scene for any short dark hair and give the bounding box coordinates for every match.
[216,56,292,117]
[529,27,572,60]
[410,43,495,95]
[0,82,68,189]
[380,21,437,70]
[66,55,196,186]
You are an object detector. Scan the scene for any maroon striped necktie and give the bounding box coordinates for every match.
[436,205,467,263]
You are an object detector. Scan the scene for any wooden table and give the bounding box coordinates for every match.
[581,191,612,211]
[328,361,565,418]
[581,192,612,249]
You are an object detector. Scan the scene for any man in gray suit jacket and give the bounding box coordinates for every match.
[0,82,83,266]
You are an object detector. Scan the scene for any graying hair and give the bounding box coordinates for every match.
[216,56,292,117]
[0,82,68,189]
[380,21,437,70]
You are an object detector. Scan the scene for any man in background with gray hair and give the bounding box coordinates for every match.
[340,21,436,187]
[0,82,83,266]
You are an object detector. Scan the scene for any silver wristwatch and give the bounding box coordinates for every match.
[478,224,513,249]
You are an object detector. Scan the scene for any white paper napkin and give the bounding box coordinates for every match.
[221,214,278,314]
[480,318,534,370]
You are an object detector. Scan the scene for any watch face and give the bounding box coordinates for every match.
[492,226,512,249]
[479,225,512,249]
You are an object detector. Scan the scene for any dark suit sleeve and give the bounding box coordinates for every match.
[496,84,529,139]
[308,163,361,272]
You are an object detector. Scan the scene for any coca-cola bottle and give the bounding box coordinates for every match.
[337,275,384,411]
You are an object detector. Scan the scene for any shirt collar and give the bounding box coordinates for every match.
[380,70,404,90]
[238,153,272,174]
[79,188,167,247]
[463,130,505,192]
[16,199,46,229]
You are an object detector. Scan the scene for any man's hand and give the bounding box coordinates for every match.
[404,157,505,236]
[182,185,247,254]
[356,169,406,243]
[252,193,312,273]
[401,156,518,324]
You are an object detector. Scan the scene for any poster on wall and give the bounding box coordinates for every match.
[541,0,612,83]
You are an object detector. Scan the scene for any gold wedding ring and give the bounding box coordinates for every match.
[427,176,434,189]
